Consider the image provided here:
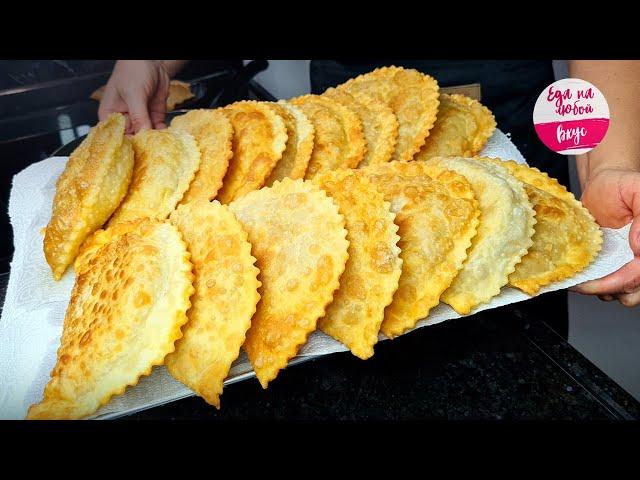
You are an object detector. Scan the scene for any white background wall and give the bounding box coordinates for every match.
[251,60,310,99]
[254,59,640,401]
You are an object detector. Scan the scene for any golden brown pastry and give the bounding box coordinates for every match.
[314,169,402,358]
[288,94,366,179]
[323,88,398,166]
[44,112,134,280]
[423,157,536,314]
[28,219,194,419]
[414,93,496,161]
[170,109,233,204]
[166,200,261,407]
[337,66,440,162]
[228,178,349,388]
[216,101,287,203]
[359,162,479,336]
[480,158,603,295]
[107,128,200,226]
[263,101,315,186]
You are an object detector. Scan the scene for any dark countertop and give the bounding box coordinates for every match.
[2,272,638,420]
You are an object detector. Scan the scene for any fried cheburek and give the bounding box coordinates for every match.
[414,94,496,161]
[44,112,134,280]
[423,157,536,314]
[170,109,233,204]
[216,101,287,203]
[107,129,200,226]
[480,158,603,295]
[337,66,440,162]
[323,88,398,167]
[229,178,349,387]
[288,95,366,179]
[28,219,194,420]
[264,101,315,186]
[166,201,261,408]
[313,170,402,359]
[359,162,479,337]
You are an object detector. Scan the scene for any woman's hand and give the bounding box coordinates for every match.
[571,168,640,306]
[98,60,171,134]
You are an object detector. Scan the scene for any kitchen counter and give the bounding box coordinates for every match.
[2,272,638,420]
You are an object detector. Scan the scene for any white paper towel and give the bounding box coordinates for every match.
[0,130,633,419]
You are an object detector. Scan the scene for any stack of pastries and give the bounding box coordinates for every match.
[29,66,602,419]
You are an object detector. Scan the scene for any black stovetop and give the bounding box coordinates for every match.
[0,60,271,274]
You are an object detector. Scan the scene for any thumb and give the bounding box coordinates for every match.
[123,93,152,133]
[148,75,169,130]
[629,214,640,256]
[621,175,640,255]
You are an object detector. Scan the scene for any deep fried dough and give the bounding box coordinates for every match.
[314,170,402,358]
[264,101,315,186]
[229,178,349,387]
[288,95,365,178]
[216,101,287,203]
[480,158,602,295]
[170,109,233,204]
[423,157,536,314]
[323,88,398,167]
[338,66,439,162]
[166,201,260,407]
[414,94,496,161]
[107,128,200,226]
[359,162,479,336]
[28,219,194,419]
[44,113,134,280]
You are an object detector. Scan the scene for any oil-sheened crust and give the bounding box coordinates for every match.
[414,93,496,161]
[359,162,480,337]
[216,101,287,203]
[229,178,349,387]
[44,112,134,280]
[27,219,195,420]
[323,88,398,167]
[170,109,233,204]
[288,95,366,179]
[423,157,537,314]
[337,66,440,162]
[166,200,261,408]
[480,158,603,295]
[107,128,200,226]
[313,170,402,359]
[264,101,315,186]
